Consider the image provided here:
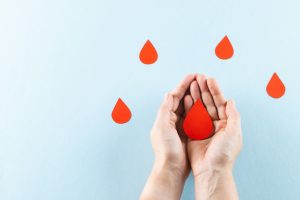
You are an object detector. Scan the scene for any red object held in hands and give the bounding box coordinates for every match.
[183,99,214,140]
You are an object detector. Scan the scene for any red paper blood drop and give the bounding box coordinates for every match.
[266,72,286,98]
[215,35,234,60]
[183,99,214,140]
[139,40,158,64]
[111,98,132,124]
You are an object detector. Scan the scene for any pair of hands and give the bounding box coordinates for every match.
[141,74,242,200]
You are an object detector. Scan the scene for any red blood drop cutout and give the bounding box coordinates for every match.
[111,98,132,124]
[139,40,158,64]
[266,72,286,98]
[183,99,214,140]
[215,35,234,60]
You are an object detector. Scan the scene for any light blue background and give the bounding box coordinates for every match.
[0,0,300,199]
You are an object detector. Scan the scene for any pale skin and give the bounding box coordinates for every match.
[140,74,243,200]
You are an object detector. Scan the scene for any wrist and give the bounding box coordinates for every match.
[194,166,233,182]
[192,161,233,178]
[153,159,188,183]
[140,160,187,200]
[193,167,236,200]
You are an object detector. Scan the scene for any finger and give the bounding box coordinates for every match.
[157,93,177,123]
[196,74,219,120]
[179,95,193,141]
[190,80,201,103]
[170,74,195,112]
[184,95,193,114]
[207,78,227,120]
[159,93,173,113]
[225,100,241,134]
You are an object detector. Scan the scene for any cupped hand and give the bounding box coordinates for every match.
[184,74,243,177]
[150,74,195,179]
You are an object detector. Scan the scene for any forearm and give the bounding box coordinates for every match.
[140,161,186,200]
[194,167,238,200]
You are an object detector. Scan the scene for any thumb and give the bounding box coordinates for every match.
[156,93,177,124]
[225,100,241,133]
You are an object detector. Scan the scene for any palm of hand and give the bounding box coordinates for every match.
[188,120,231,175]
[183,75,242,176]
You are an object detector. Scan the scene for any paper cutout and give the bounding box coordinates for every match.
[266,72,286,98]
[215,35,234,60]
[183,99,214,140]
[111,98,132,124]
[139,40,158,64]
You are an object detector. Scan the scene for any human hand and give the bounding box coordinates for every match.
[184,74,242,200]
[184,74,242,176]
[140,74,195,200]
[150,74,195,179]
[141,74,242,200]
